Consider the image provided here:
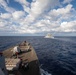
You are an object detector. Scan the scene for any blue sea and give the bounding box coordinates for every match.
[0,36,76,75]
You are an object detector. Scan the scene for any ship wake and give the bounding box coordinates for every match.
[40,68,52,75]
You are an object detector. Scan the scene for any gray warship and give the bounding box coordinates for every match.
[0,41,41,75]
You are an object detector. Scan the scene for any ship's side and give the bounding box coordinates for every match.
[3,42,41,75]
[0,52,8,75]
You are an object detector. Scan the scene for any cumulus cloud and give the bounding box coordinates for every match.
[0,0,15,13]
[31,0,60,18]
[0,20,6,27]
[15,0,30,13]
[0,13,11,19]
[50,4,73,17]
[23,0,60,26]
[35,4,76,33]
[63,0,73,4]
[0,0,76,36]
[54,21,76,32]
[12,11,25,20]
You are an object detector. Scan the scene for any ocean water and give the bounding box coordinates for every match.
[0,36,76,75]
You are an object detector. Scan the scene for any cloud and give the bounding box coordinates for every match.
[0,0,15,13]
[0,20,6,27]
[0,13,11,19]
[15,0,30,13]
[0,18,20,33]
[30,4,76,33]
[12,11,25,19]
[54,21,76,32]
[44,4,75,25]
[30,0,60,17]
[23,0,60,26]
[12,0,60,30]
[63,0,73,4]
[50,4,73,17]
[0,0,76,36]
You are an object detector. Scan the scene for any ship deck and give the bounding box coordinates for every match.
[3,42,40,75]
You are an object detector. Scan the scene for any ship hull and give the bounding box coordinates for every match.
[44,33,54,39]
[44,36,54,38]
[3,42,40,75]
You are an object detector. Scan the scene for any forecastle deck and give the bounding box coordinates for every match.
[3,42,41,75]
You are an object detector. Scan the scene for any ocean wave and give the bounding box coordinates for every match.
[0,36,76,75]
[40,68,52,75]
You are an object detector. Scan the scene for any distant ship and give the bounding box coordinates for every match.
[44,33,54,38]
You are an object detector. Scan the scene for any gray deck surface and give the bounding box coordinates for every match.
[3,42,40,75]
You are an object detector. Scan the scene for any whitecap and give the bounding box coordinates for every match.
[40,68,52,75]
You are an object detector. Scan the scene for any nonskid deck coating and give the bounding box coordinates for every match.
[3,42,40,75]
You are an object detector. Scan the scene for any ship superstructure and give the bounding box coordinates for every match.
[0,41,41,75]
[44,33,54,38]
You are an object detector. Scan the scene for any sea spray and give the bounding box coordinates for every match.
[40,68,52,75]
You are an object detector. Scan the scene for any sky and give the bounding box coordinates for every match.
[0,0,76,36]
